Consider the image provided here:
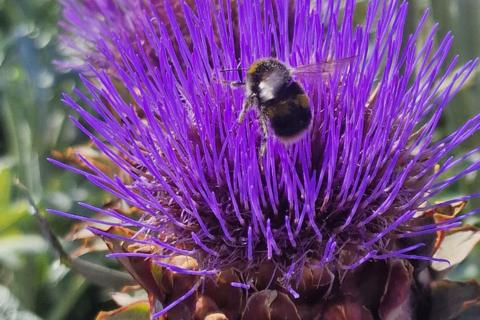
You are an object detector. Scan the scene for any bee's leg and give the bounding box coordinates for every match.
[237,100,249,123]
[259,112,269,158]
[237,94,257,124]
[229,81,245,88]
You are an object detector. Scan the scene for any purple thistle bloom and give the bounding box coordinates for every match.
[55,0,480,316]
[58,0,146,71]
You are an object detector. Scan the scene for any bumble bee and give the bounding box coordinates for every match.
[223,57,351,155]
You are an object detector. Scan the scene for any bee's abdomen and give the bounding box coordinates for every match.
[269,99,312,138]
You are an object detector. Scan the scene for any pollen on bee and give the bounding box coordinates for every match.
[247,61,260,75]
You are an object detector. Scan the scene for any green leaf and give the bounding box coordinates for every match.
[46,277,88,320]
[0,285,42,320]
[0,168,11,205]
[0,201,29,232]
[0,234,47,268]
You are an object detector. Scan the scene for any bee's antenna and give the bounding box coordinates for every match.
[212,77,245,88]
[214,61,246,87]
[219,67,247,72]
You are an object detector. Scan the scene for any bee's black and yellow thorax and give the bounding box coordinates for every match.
[246,58,291,103]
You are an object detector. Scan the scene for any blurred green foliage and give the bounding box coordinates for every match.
[0,0,114,319]
[0,0,478,319]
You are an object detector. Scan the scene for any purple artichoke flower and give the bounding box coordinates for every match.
[58,0,140,71]
[53,0,480,318]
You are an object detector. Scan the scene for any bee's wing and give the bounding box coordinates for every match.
[213,77,246,87]
[292,57,354,80]
[214,65,247,87]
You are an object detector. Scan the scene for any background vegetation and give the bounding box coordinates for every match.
[0,0,478,319]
